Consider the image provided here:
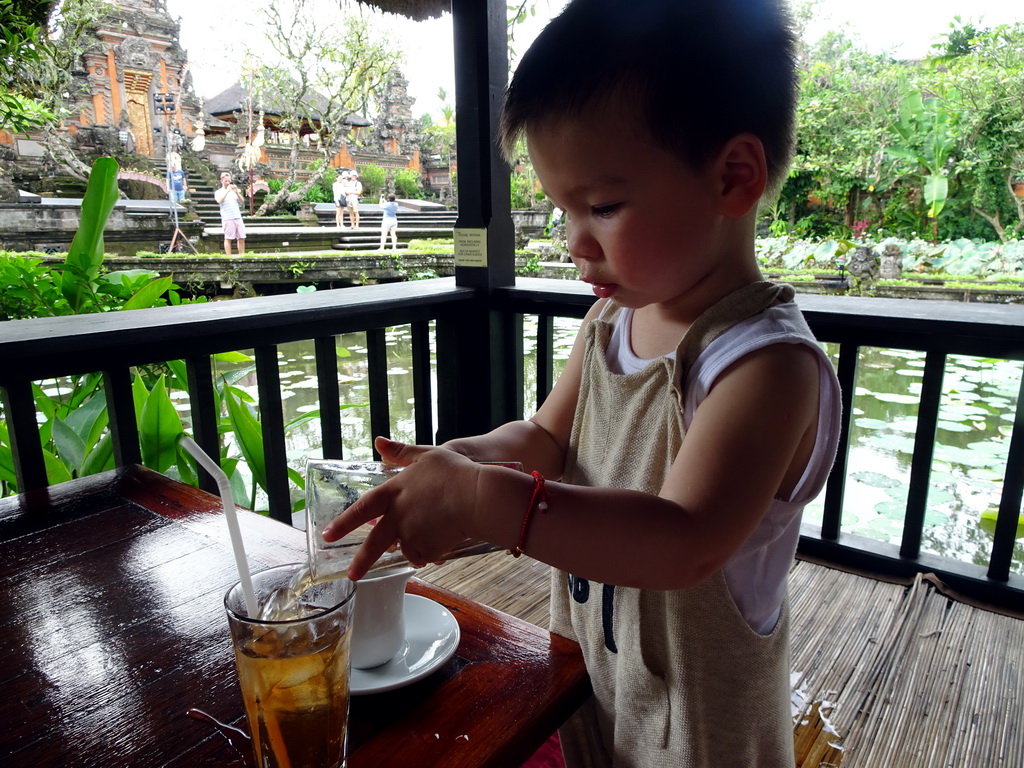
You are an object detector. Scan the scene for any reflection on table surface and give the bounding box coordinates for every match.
[0,464,590,768]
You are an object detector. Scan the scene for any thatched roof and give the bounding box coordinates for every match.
[204,82,373,128]
[355,0,449,21]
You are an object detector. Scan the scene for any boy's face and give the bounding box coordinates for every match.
[220,175,232,187]
[529,115,739,315]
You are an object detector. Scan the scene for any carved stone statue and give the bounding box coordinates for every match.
[847,245,880,287]
[880,243,903,279]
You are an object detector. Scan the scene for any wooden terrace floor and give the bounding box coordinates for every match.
[417,554,1024,767]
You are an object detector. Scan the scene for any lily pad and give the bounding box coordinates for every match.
[851,470,903,489]
[860,516,905,542]
[937,420,974,433]
[875,500,907,521]
[853,417,890,431]
[979,508,1024,539]
[873,392,921,405]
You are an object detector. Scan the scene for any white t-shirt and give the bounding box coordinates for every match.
[606,302,842,633]
[214,185,242,222]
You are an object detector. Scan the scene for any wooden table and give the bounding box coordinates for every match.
[0,465,590,767]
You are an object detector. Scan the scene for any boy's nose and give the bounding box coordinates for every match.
[566,219,599,261]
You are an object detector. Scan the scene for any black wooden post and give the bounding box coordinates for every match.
[439,0,517,442]
[0,381,48,493]
[103,367,142,468]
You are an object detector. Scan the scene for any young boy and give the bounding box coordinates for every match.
[323,0,841,765]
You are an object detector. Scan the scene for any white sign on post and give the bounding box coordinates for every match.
[454,228,488,268]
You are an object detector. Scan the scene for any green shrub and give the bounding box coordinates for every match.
[394,168,422,198]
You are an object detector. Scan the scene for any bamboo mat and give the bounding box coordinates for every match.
[417,555,1024,767]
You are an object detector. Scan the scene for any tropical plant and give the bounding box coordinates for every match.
[887,88,956,240]
[1,160,187,318]
[0,157,358,508]
[0,0,106,180]
[250,0,403,215]
[359,164,387,198]
[393,168,422,198]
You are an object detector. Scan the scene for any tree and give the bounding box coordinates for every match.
[786,29,904,235]
[928,23,1024,242]
[0,0,104,181]
[886,88,956,242]
[1,0,56,132]
[359,164,386,199]
[393,167,421,198]
[250,0,403,216]
[419,88,456,201]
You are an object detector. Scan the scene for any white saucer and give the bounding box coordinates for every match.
[350,594,460,695]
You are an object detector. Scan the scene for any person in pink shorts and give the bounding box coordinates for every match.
[214,172,247,255]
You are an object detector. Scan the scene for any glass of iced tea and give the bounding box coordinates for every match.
[224,563,356,768]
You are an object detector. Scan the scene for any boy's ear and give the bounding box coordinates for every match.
[716,134,768,218]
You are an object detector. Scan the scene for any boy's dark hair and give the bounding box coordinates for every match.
[388,194,396,202]
[499,0,798,193]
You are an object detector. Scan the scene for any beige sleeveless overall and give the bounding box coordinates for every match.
[552,282,797,768]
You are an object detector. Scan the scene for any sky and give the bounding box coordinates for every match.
[164,0,1021,121]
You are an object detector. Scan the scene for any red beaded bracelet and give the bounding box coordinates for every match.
[510,470,549,558]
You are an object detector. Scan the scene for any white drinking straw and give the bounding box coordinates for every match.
[179,436,257,617]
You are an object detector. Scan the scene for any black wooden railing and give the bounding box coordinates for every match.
[1,277,1022,610]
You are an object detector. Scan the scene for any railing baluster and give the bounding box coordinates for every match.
[411,321,434,445]
[314,336,344,460]
[254,345,291,524]
[103,367,141,468]
[504,312,525,421]
[536,313,555,408]
[185,355,220,494]
[1,380,48,493]
[900,349,946,560]
[367,328,391,458]
[821,343,858,541]
[988,371,1024,581]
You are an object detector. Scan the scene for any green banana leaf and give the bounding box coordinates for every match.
[43,449,73,486]
[61,157,120,313]
[138,375,183,473]
[122,276,175,311]
[0,422,17,486]
[223,386,268,496]
[924,175,948,219]
[81,433,115,477]
[50,417,86,473]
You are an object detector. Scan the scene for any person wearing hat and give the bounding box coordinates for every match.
[345,170,363,229]
[332,171,348,227]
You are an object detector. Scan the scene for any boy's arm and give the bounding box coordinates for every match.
[329,337,820,585]
[213,187,226,203]
[461,341,822,588]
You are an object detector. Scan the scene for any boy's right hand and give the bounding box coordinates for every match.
[321,437,482,579]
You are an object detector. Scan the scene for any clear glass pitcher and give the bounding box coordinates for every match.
[304,459,521,582]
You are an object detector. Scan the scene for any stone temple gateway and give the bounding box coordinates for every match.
[77,0,204,158]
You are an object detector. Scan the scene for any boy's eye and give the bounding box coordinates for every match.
[592,204,618,218]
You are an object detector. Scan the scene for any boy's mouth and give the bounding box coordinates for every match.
[586,280,616,299]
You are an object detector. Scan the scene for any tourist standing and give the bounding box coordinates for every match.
[214,172,246,256]
[346,170,362,229]
[169,162,187,203]
[379,194,399,251]
[332,172,347,227]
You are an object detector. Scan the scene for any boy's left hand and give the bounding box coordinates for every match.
[320,437,479,579]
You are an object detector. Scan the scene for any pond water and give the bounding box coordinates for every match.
[220,319,1023,576]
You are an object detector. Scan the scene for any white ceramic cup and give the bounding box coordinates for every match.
[350,565,416,669]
